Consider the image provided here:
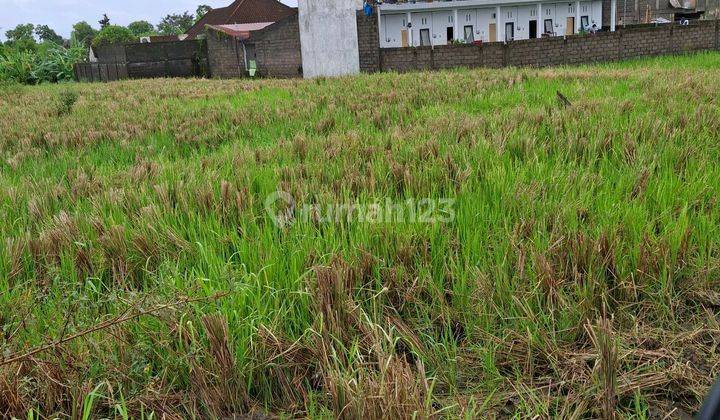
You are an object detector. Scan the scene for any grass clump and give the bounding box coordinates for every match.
[0,52,720,418]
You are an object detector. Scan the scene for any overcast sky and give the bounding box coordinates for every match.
[0,0,298,41]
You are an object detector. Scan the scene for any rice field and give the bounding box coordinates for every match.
[1,52,720,419]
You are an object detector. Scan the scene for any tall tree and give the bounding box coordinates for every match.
[99,14,111,28]
[157,12,195,35]
[71,21,98,46]
[5,24,35,43]
[35,25,63,44]
[4,24,36,51]
[127,21,156,37]
[195,5,213,22]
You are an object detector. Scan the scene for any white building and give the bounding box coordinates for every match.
[378,0,614,48]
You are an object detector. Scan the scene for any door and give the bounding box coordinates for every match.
[566,17,575,35]
[489,23,497,42]
[580,15,590,30]
[544,19,554,35]
[464,25,474,43]
[401,29,409,47]
[529,20,538,38]
[446,27,454,44]
[505,22,515,42]
[420,29,431,46]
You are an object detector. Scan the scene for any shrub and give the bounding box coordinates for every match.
[92,25,136,47]
[0,44,86,84]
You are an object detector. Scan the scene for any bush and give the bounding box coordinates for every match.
[0,44,86,84]
[92,25,136,47]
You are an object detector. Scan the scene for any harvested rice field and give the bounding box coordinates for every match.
[1,52,720,418]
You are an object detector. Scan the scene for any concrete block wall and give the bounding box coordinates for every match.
[357,11,381,73]
[374,20,719,73]
[206,15,302,79]
[252,15,303,78]
[207,32,246,78]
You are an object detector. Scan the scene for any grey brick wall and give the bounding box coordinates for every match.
[207,14,303,79]
[252,15,303,78]
[357,11,381,73]
[207,32,246,78]
[376,20,719,73]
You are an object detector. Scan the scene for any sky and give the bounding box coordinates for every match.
[0,0,298,41]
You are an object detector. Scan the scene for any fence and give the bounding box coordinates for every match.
[376,20,720,72]
[75,40,209,82]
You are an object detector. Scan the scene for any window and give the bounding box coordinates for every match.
[420,29,431,46]
[466,13,472,22]
[505,22,514,41]
[464,25,474,42]
[581,15,589,29]
[544,19,554,34]
[531,9,536,16]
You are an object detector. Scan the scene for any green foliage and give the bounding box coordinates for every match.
[56,90,79,116]
[127,21,156,37]
[195,5,213,23]
[35,25,64,44]
[158,11,195,35]
[72,21,98,47]
[0,44,85,84]
[99,14,111,28]
[92,25,136,47]
[4,23,37,52]
[5,23,35,43]
[3,53,720,418]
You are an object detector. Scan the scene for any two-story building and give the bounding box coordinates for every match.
[377,0,610,47]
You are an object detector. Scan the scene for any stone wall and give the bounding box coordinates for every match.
[376,20,719,73]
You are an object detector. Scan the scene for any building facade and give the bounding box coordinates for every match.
[378,0,606,47]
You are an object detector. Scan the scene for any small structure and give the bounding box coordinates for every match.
[185,0,297,40]
[205,13,303,78]
[377,0,607,47]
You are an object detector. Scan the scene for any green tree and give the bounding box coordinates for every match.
[4,24,36,51]
[99,14,111,28]
[127,20,156,37]
[157,12,195,35]
[71,21,98,46]
[35,25,63,44]
[92,25,135,47]
[5,24,35,43]
[195,5,213,22]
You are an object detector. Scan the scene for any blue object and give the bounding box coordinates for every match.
[364,3,373,16]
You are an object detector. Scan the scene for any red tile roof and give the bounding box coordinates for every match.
[185,0,296,39]
[207,22,276,39]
